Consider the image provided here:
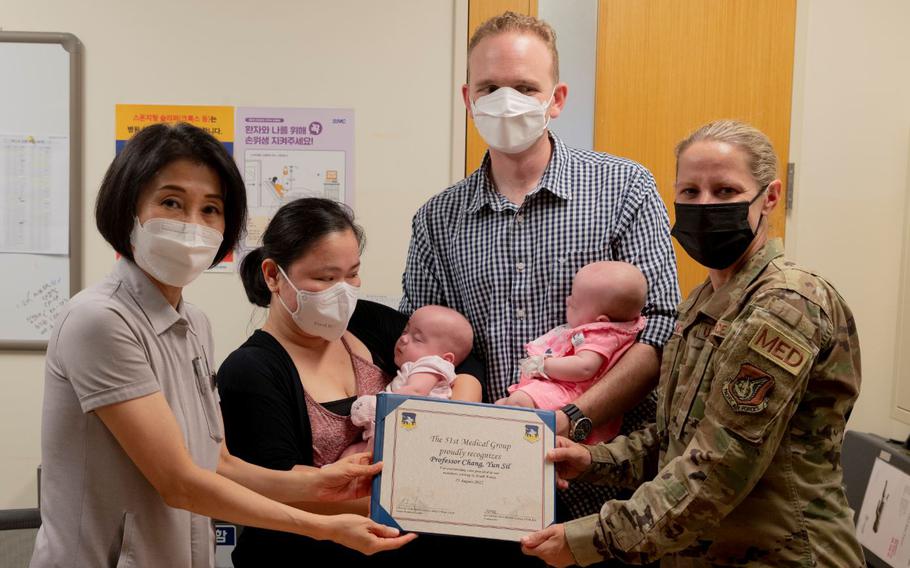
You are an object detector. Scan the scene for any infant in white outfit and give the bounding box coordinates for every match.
[343,305,474,456]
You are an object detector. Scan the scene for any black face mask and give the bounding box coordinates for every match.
[671,188,766,270]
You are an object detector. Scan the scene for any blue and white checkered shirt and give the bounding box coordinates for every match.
[401,133,680,403]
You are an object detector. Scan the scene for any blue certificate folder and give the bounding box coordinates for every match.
[370,393,556,541]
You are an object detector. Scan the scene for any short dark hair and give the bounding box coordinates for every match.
[239,198,365,307]
[95,122,247,265]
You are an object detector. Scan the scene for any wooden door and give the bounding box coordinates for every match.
[594,0,796,295]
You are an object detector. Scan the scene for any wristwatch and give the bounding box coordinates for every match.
[560,403,593,442]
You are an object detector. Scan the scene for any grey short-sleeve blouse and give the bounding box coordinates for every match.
[31,258,222,568]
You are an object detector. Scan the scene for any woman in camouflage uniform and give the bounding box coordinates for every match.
[521,120,864,567]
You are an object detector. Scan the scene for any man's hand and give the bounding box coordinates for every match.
[310,452,380,502]
[549,436,592,489]
[521,524,576,567]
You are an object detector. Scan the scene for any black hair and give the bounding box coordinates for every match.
[239,198,365,307]
[95,122,247,265]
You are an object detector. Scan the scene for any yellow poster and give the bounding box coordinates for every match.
[115,104,234,151]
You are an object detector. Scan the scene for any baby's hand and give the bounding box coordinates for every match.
[519,355,550,379]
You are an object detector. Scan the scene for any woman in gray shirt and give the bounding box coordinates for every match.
[30,123,415,567]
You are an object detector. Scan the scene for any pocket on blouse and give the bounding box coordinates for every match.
[194,359,224,443]
[656,334,683,435]
[705,307,819,444]
[669,341,716,440]
[115,512,136,568]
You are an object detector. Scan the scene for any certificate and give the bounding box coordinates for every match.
[370,393,555,541]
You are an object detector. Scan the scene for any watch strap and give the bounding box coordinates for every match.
[561,403,585,423]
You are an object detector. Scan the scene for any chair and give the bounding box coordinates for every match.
[0,508,40,568]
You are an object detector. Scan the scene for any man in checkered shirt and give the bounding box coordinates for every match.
[401,11,680,532]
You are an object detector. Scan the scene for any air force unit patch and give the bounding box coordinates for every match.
[723,363,775,413]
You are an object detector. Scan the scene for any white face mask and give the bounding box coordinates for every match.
[130,217,223,288]
[470,86,555,154]
[276,265,359,341]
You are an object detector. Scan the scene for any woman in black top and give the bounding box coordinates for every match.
[218,199,484,565]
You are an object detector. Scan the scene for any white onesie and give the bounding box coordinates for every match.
[350,355,456,440]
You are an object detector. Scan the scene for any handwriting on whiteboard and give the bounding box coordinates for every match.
[16,277,65,335]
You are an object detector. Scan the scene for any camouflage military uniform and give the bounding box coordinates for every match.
[564,239,865,567]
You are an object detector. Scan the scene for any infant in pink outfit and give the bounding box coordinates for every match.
[344,305,474,456]
[495,261,647,444]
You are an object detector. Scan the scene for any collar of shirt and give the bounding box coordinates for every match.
[113,258,195,337]
[465,131,572,214]
[680,238,785,331]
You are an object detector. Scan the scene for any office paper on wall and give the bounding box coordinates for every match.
[857,457,910,566]
[234,107,354,251]
[0,134,68,255]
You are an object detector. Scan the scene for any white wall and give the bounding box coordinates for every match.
[537,0,597,150]
[2,0,909,511]
[787,0,910,442]
[0,0,463,509]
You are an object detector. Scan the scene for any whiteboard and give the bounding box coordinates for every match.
[0,33,82,349]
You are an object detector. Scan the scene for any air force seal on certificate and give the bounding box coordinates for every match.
[400,412,417,430]
[524,424,540,443]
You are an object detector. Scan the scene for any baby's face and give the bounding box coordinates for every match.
[394,313,451,367]
[565,282,605,328]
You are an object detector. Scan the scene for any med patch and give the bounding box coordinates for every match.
[748,321,811,375]
[723,363,775,413]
